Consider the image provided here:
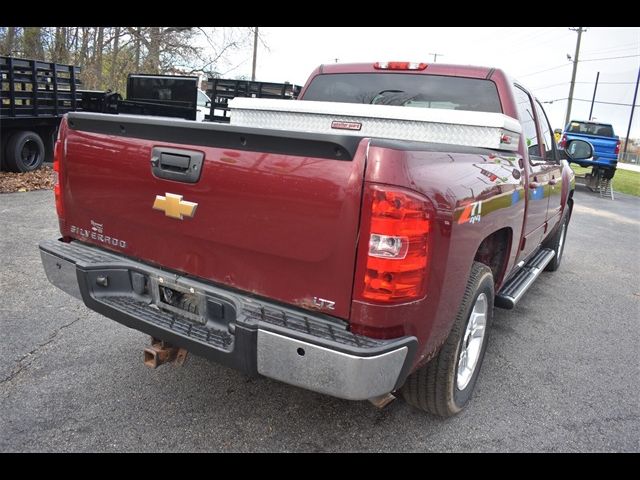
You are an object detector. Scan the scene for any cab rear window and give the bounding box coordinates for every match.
[302,73,502,113]
[566,121,615,137]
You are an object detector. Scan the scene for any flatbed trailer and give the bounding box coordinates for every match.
[1,55,80,171]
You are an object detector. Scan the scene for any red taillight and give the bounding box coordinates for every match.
[559,134,567,149]
[53,138,63,217]
[354,184,431,304]
[615,139,621,155]
[373,61,428,71]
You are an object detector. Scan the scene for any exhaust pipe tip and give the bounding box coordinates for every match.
[368,393,396,409]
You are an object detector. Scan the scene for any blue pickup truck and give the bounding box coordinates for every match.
[559,120,620,178]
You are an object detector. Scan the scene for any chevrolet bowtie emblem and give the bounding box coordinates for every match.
[153,193,198,220]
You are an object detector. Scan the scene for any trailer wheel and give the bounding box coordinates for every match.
[0,131,7,171]
[5,131,45,172]
[400,262,494,417]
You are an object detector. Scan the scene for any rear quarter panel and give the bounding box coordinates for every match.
[352,142,527,366]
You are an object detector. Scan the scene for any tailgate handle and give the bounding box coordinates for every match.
[151,147,204,183]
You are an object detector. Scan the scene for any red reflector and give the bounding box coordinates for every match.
[349,323,406,340]
[374,61,428,71]
[354,185,431,304]
[53,139,63,217]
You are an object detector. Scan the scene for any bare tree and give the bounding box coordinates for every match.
[94,27,104,85]
[1,26,255,92]
[0,27,18,56]
[23,27,44,59]
[109,27,121,88]
[134,27,142,71]
[52,27,68,64]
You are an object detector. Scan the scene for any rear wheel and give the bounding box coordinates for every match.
[400,262,494,417]
[5,130,45,172]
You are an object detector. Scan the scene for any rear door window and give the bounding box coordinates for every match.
[534,100,557,161]
[566,121,614,137]
[513,85,542,160]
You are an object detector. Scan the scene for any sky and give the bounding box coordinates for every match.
[219,27,640,139]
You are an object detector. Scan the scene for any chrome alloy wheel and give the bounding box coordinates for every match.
[457,293,488,390]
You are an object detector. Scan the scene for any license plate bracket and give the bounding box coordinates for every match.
[150,277,208,325]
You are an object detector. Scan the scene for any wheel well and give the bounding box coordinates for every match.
[473,228,512,288]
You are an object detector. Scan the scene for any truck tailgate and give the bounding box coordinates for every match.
[60,113,368,320]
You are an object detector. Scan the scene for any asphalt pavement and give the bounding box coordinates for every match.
[1,186,638,452]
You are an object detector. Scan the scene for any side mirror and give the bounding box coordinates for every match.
[205,100,211,108]
[564,139,593,161]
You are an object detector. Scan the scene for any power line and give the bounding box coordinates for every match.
[531,82,572,91]
[580,54,640,62]
[541,97,639,107]
[532,80,636,90]
[519,63,571,78]
[582,41,640,56]
[576,81,636,84]
[502,27,565,54]
[520,55,639,80]
[500,27,552,52]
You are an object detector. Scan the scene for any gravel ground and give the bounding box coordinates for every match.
[0,187,638,452]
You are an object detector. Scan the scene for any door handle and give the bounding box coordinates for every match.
[151,147,204,183]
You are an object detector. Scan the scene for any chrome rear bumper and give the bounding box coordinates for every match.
[40,239,416,401]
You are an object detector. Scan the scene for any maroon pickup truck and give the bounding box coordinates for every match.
[40,62,593,417]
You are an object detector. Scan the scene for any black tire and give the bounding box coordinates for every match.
[400,262,494,417]
[602,168,616,180]
[544,209,570,272]
[0,131,7,171]
[5,130,45,172]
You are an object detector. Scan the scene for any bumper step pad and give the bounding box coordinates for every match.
[101,296,233,350]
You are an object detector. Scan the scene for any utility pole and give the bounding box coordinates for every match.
[429,52,443,63]
[251,27,259,81]
[589,71,600,120]
[564,27,586,127]
[622,66,640,158]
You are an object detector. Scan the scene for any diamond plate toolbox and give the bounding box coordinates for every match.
[229,98,522,152]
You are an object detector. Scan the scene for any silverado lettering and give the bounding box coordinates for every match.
[70,225,127,248]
